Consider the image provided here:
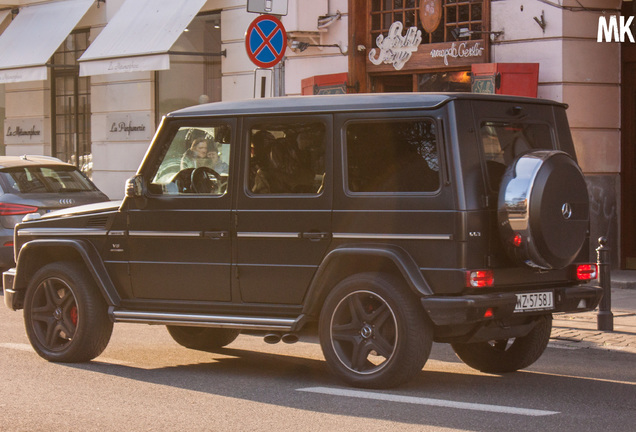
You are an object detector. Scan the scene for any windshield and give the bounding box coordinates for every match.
[0,165,98,194]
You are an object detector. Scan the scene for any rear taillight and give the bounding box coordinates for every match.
[466,270,494,288]
[576,264,597,281]
[0,203,38,216]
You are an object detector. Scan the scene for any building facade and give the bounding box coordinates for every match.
[0,0,630,268]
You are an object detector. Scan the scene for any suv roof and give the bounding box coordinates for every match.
[168,92,567,118]
[0,155,68,169]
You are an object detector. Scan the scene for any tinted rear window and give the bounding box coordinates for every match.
[480,121,554,191]
[346,119,440,193]
[0,166,97,194]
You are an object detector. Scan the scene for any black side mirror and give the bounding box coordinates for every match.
[125,175,145,198]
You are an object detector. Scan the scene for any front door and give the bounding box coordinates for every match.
[235,115,332,305]
[125,119,235,302]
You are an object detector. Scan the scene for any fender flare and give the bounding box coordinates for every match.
[14,239,121,307]
[302,244,433,317]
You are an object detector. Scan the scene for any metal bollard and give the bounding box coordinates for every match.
[596,236,614,331]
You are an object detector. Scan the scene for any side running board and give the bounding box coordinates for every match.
[110,308,297,332]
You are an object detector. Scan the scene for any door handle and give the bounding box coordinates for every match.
[203,231,229,240]
[300,232,330,241]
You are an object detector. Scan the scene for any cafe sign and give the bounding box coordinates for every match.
[106,113,152,141]
[369,21,422,70]
[429,41,485,66]
[5,118,44,145]
[367,22,487,72]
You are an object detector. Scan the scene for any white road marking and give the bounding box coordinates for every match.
[0,342,33,352]
[297,386,560,417]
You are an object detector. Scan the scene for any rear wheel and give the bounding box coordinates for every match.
[451,315,552,373]
[319,273,432,389]
[23,262,113,362]
[166,326,240,352]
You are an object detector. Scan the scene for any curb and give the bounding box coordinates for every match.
[611,270,636,290]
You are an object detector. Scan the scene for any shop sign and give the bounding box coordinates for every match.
[369,21,422,71]
[598,15,634,42]
[4,118,44,145]
[420,0,442,34]
[106,113,152,141]
[429,41,485,66]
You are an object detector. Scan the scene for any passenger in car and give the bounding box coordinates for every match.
[249,130,276,187]
[207,142,229,174]
[252,136,315,194]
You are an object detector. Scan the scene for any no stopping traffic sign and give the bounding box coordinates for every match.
[245,15,287,68]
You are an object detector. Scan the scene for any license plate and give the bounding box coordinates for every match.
[514,291,554,312]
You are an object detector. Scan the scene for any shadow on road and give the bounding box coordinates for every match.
[59,342,636,432]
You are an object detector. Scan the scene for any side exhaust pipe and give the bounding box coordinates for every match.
[264,333,282,344]
[281,333,299,344]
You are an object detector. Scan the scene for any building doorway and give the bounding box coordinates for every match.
[622,61,636,269]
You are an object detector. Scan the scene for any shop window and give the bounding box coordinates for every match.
[157,12,222,120]
[346,119,440,193]
[370,0,485,45]
[417,71,471,92]
[51,30,91,177]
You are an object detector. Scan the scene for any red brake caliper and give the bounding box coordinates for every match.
[70,305,78,326]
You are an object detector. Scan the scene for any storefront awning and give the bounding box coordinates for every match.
[78,0,208,76]
[0,0,94,84]
[0,10,10,28]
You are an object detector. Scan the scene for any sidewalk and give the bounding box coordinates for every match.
[550,270,636,354]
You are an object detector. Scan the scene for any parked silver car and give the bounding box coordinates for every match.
[0,155,109,271]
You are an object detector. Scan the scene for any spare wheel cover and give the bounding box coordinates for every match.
[498,150,589,269]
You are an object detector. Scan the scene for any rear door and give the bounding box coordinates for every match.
[332,111,458,292]
[235,115,332,305]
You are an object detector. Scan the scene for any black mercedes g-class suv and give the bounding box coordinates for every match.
[3,93,602,388]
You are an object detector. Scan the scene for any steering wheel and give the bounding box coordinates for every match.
[191,167,222,194]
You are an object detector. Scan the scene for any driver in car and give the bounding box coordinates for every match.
[181,138,214,170]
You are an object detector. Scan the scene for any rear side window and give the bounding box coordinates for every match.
[0,166,96,194]
[248,122,326,195]
[480,121,554,190]
[346,119,440,193]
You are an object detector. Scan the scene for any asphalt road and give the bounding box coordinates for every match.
[1,302,635,432]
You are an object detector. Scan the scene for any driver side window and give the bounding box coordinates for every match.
[150,124,231,195]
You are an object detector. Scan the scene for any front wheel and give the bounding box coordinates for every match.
[319,273,433,389]
[451,315,553,373]
[167,326,240,352]
[23,262,113,362]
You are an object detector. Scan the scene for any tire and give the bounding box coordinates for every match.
[23,261,113,362]
[451,315,553,373]
[319,273,432,389]
[166,326,240,352]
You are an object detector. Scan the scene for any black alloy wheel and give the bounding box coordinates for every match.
[319,273,432,389]
[166,326,240,352]
[451,314,553,373]
[24,262,113,362]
